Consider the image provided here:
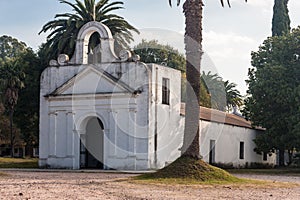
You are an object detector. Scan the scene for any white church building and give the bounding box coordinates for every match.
[39,21,276,170]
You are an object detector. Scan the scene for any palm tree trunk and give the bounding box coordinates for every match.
[181,0,203,158]
[10,109,14,157]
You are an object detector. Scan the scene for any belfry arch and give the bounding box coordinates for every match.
[69,21,118,64]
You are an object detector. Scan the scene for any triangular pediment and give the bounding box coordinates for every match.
[49,66,134,96]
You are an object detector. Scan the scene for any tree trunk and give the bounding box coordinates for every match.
[288,149,293,166]
[278,149,285,166]
[10,110,14,158]
[181,0,203,158]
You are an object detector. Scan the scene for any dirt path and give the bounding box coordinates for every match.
[0,170,299,200]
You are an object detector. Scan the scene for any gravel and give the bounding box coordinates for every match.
[0,170,299,200]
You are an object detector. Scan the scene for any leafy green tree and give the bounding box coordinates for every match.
[0,59,25,157]
[0,35,40,155]
[0,103,10,142]
[134,39,186,72]
[0,35,27,65]
[272,0,290,36]
[0,102,22,155]
[243,28,300,166]
[39,0,139,61]
[14,50,41,151]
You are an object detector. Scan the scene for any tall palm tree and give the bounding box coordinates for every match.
[224,80,243,111]
[201,71,226,111]
[39,0,139,60]
[0,60,25,157]
[169,0,247,158]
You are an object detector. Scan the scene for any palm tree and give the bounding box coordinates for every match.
[0,60,25,157]
[224,80,243,112]
[39,0,139,60]
[169,0,247,158]
[201,71,226,111]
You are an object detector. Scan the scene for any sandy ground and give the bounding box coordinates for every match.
[0,170,300,200]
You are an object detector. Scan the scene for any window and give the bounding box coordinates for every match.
[239,142,244,159]
[162,78,170,105]
[263,152,268,161]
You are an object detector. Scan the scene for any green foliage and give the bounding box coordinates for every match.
[243,28,300,162]
[224,80,243,111]
[14,50,41,146]
[0,59,25,111]
[133,39,186,72]
[202,71,226,111]
[39,0,139,61]
[0,58,25,155]
[0,35,40,149]
[0,103,10,142]
[272,0,290,36]
[0,35,27,64]
[199,76,212,108]
[0,157,38,168]
[202,71,242,111]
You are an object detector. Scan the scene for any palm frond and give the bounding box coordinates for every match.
[40,0,139,60]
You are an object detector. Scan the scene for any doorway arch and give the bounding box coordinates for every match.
[80,117,104,169]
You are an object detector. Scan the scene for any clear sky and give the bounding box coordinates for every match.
[1,0,300,94]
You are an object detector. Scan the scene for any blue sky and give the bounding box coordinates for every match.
[1,0,300,94]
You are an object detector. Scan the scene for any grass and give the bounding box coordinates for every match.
[134,156,253,185]
[133,157,298,188]
[227,168,300,176]
[0,157,38,168]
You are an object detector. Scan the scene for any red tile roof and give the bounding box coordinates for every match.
[180,103,264,130]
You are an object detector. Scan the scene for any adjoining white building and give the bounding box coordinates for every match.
[184,106,276,168]
[39,21,275,170]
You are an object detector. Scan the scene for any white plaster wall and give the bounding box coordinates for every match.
[147,64,183,169]
[155,116,276,169]
[199,120,276,167]
[39,62,152,170]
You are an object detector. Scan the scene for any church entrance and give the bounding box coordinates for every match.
[80,117,104,169]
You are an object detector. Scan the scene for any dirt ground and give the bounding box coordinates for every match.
[0,170,300,200]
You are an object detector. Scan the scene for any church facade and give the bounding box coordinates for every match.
[39,22,275,170]
[39,21,182,170]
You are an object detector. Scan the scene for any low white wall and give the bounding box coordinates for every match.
[200,120,276,167]
[156,117,276,169]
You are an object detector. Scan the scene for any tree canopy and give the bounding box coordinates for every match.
[0,35,40,153]
[134,39,186,72]
[243,27,300,165]
[0,35,28,64]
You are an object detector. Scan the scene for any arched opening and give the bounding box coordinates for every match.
[87,32,101,64]
[70,21,117,64]
[80,117,104,169]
